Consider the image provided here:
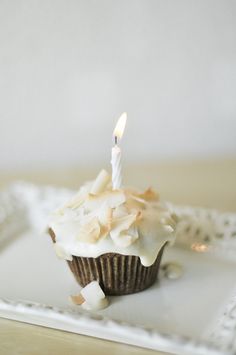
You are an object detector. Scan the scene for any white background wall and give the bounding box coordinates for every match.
[0,0,236,170]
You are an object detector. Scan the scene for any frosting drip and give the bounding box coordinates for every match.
[49,170,176,266]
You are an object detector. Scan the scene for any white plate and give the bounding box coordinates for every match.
[0,183,236,355]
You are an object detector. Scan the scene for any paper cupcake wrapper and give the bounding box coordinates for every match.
[67,245,167,296]
[48,228,167,295]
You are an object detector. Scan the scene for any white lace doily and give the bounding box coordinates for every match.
[1,181,236,263]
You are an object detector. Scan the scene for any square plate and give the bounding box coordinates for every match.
[0,183,236,355]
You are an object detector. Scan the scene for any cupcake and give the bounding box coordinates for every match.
[48,169,176,295]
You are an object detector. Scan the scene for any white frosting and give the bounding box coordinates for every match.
[49,171,176,267]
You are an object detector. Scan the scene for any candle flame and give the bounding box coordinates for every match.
[113,112,127,140]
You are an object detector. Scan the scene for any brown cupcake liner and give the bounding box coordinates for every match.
[48,228,167,296]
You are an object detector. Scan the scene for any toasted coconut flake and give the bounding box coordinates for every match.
[111,227,139,247]
[97,206,112,239]
[54,243,72,261]
[110,213,137,238]
[71,282,108,310]
[97,205,112,228]
[112,204,129,218]
[80,281,108,311]
[76,217,101,243]
[111,233,133,247]
[90,169,111,195]
[82,298,108,311]
[125,196,147,214]
[138,187,159,201]
[48,228,56,243]
[70,294,85,305]
[85,190,126,211]
[99,225,110,239]
[130,195,147,205]
[64,191,86,210]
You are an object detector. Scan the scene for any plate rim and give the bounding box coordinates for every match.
[0,297,225,355]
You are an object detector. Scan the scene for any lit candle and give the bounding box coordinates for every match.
[111,112,127,190]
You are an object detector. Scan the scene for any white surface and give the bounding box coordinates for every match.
[1,183,236,354]
[0,0,236,170]
[0,229,235,354]
[0,183,236,355]
[0,230,233,338]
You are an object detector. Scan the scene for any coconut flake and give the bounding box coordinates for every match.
[90,170,111,195]
[85,190,126,211]
[97,205,112,228]
[54,243,72,261]
[112,204,130,218]
[110,213,137,237]
[111,226,139,247]
[110,214,139,246]
[70,294,85,305]
[80,281,108,310]
[97,205,113,239]
[64,193,85,210]
[130,195,147,205]
[70,281,109,310]
[138,187,159,201]
[82,298,109,311]
[76,217,101,243]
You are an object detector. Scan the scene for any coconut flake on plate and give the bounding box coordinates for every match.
[70,293,85,305]
[70,281,109,311]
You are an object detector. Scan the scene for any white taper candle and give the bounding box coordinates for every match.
[111,113,127,190]
[111,144,122,189]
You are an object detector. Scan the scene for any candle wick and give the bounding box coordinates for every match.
[114,136,118,145]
